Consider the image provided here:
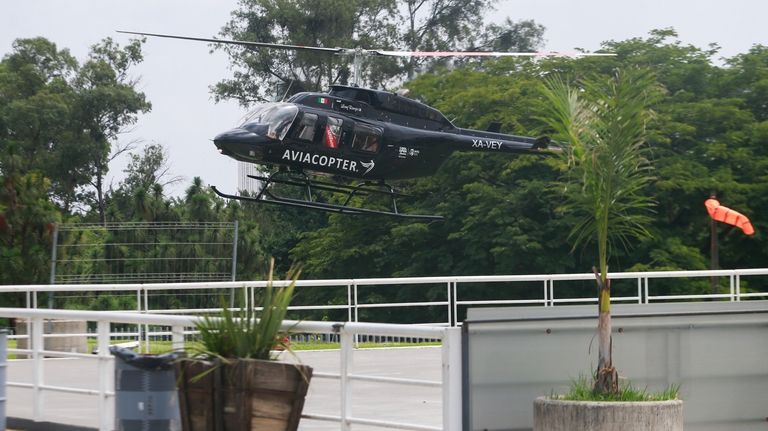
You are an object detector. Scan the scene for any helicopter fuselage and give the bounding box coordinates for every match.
[213,85,547,180]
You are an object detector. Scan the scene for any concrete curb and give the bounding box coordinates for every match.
[7,417,95,431]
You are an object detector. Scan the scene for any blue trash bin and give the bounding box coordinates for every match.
[111,346,181,431]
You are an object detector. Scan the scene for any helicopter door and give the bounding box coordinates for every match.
[323,117,343,149]
[351,124,382,153]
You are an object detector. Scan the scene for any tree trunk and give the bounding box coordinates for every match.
[594,271,618,394]
[96,171,106,226]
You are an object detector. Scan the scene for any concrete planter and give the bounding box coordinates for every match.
[533,397,683,431]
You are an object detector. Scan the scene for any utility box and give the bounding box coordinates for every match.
[112,347,181,431]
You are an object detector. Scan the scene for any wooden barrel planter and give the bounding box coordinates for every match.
[176,359,313,431]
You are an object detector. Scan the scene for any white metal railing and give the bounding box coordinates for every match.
[1,269,766,429]
[0,308,461,431]
[2,268,767,326]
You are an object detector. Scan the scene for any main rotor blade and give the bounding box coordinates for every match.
[373,50,615,58]
[118,31,615,59]
[117,31,345,54]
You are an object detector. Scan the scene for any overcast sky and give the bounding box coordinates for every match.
[1,0,766,197]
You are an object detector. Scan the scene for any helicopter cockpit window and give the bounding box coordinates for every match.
[295,113,318,141]
[239,103,298,141]
[351,124,382,153]
[323,117,343,149]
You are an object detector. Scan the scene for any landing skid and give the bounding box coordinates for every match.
[211,171,444,221]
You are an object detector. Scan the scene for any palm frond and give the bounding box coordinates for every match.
[541,68,662,277]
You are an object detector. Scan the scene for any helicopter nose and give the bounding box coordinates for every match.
[213,127,270,161]
[214,127,260,145]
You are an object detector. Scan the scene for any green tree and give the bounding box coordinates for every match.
[287,30,768,316]
[74,37,151,223]
[213,0,544,103]
[214,0,399,103]
[0,36,148,290]
[0,36,149,218]
[0,172,59,290]
[540,69,661,394]
[105,143,183,222]
[0,38,79,209]
[121,143,182,192]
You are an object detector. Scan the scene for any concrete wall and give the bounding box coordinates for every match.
[15,320,88,355]
[463,301,768,431]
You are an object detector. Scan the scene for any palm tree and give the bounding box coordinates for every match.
[540,68,661,394]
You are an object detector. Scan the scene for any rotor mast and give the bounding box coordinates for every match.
[352,48,364,86]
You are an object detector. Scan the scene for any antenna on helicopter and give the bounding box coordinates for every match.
[280,80,294,102]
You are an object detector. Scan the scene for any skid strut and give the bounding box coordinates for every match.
[211,170,443,221]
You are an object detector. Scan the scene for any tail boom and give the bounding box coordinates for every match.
[455,128,551,154]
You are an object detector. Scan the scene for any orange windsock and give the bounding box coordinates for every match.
[704,198,755,235]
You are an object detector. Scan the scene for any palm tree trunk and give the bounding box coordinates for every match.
[594,270,618,394]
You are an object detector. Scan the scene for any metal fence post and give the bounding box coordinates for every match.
[347,284,353,322]
[231,220,238,282]
[0,329,7,431]
[353,283,360,346]
[143,287,150,353]
[340,328,354,431]
[442,327,462,431]
[230,220,239,308]
[32,317,44,422]
[48,222,59,299]
[645,277,650,304]
[730,274,735,301]
[447,282,453,327]
[97,320,111,431]
[171,324,185,351]
[353,283,359,323]
[452,281,459,327]
[550,279,556,306]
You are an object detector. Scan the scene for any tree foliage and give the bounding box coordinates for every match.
[0,36,148,288]
[3,27,768,321]
[289,30,768,318]
[212,0,544,103]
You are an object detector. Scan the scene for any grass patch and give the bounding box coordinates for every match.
[144,340,440,354]
[5,337,440,357]
[558,375,680,402]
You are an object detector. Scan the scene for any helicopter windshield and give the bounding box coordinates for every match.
[240,103,298,140]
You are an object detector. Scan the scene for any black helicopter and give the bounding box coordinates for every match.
[119,31,611,220]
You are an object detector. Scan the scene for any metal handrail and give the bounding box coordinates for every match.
[3,267,766,292]
[3,268,766,331]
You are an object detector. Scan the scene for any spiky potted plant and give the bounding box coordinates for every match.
[176,261,312,431]
[533,68,682,430]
